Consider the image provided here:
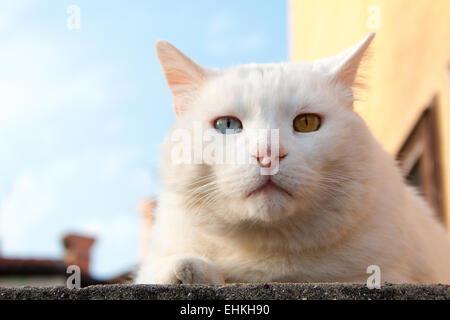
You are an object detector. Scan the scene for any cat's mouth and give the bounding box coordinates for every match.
[246,178,292,199]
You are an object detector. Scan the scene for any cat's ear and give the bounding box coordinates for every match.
[155,40,215,116]
[330,33,375,88]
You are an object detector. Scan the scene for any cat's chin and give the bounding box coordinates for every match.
[242,187,295,222]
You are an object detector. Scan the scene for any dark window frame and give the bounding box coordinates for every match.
[397,96,444,223]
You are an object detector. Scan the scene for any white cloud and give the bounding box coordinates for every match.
[98,147,141,179]
[0,158,80,252]
[0,37,114,132]
[72,213,140,278]
[73,215,139,250]
[0,0,36,33]
[0,173,52,239]
[0,147,152,257]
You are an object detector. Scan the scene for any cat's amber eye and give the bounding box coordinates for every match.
[214,117,243,134]
[293,114,321,133]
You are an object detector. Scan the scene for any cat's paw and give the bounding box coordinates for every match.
[135,254,225,285]
[172,255,225,284]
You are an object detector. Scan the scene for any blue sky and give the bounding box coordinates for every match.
[0,0,287,278]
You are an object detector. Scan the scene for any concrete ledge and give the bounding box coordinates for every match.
[0,283,449,300]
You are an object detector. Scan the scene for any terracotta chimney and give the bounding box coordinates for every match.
[63,234,95,275]
[139,198,156,261]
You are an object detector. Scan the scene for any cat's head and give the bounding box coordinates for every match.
[157,34,376,224]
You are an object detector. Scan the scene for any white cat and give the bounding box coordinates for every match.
[135,33,450,285]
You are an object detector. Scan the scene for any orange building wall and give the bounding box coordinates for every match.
[289,0,450,230]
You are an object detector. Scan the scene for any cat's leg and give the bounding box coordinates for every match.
[135,254,225,285]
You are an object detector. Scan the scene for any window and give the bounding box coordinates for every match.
[397,97,444,223]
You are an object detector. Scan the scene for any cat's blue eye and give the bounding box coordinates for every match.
[214,117,243,134]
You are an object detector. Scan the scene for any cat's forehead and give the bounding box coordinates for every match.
[227,62,304,80]
[220,61,329,96]
[231,63,288,78]
[196,61,335,119]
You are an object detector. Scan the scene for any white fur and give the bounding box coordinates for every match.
[135,34,450,284]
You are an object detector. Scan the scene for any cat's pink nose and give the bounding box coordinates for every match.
[254,153,287,168]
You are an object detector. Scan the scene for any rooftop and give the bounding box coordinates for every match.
[0,283,449,300]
